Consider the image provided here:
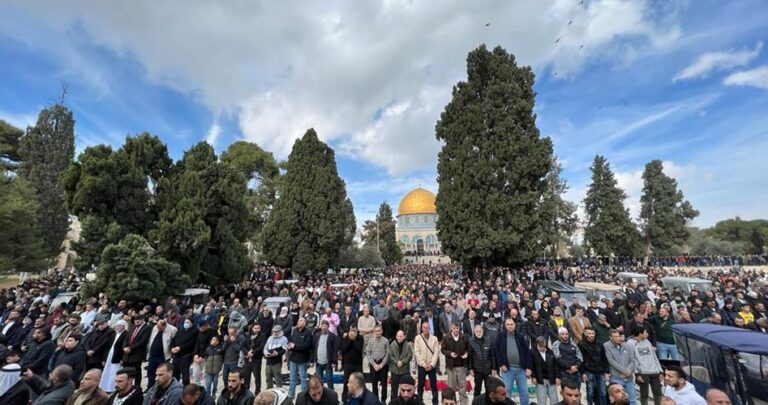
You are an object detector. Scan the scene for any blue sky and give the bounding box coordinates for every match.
[1,0,766,231]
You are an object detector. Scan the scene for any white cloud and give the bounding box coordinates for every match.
[0,109,37,129]
[205,121,221,149]
[673,41,763,81]
[0,0,681,174]
[723,65,768,89]
[614,160,697,221]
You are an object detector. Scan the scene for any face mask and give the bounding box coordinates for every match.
[184,322,192,329]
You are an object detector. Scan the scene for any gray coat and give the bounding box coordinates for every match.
[388,340,414,375]
[142,378,182,405]
[28,375,75,405]
[603,341,635,379]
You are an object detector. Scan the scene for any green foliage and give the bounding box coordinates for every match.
[539,157,579,257]
[639,160,699,262]
[81,234,190,301]
[435,45,554,268]
[568,244,586,259]
[339,245,385,269]
[362,202,403,265]
[583,155,640,256]
[705,218,768,254]
[63,133,173,269]
[153,142,251,283]
[0,173,47,272]
[18,104,76,256]
[688,227,747,256]
[262,129,352,274]
[0,120,23,172]
[221,141,280,239]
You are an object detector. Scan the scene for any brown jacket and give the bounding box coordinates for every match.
[440,333,469,369]
[65,387,109,405]
[568,316,592,343]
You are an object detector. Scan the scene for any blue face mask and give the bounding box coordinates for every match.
[184,322,192,330]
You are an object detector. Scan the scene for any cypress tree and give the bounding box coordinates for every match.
[0,173,47,272]
[435,45,554,268]
[362,202,403,265]
[0,120,23,172]
[19,103,76,256]
[639,160,699,263]
[583,155,640,256]
[262,129,350,274]
[539,157,578,257]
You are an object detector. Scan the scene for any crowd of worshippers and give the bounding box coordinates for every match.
[0,262,764,405]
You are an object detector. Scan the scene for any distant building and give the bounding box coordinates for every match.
[395,187,441,256]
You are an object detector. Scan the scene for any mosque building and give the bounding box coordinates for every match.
[395,187,441,256]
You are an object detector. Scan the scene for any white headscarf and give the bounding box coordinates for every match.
[0,363,21,397]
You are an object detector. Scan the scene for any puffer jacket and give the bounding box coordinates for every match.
[468,335,495,375]
[551,338,583,373]
[204,345,224,374]
[388,340,413,375]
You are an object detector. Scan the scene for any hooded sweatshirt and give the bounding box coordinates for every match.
[663,381,706,405]
[264,331,288,365]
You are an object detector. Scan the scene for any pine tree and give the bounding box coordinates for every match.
[262,129,351,274]
[639,160,699,263]
[539,157,578,257]
[362,202,402,265]
[18,104,76,256]
[435,45,554,268]
[0,173,47,272]
[583,155,640,256]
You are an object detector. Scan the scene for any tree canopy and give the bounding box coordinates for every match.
[362,202,403,265]
[18,103,76,256]
[639,160,699,263]
[262,129,352,274]
[583,155,640,256]
[435,44,554,268]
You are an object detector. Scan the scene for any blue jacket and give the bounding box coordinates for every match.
[492,331,532,370]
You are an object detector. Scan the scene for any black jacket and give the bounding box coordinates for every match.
[339,314,358,336]
[21,337,55,375]
[577,338,608,373]
[107,385,144,405]
[244,331,267,362]
[122,323,151,363]
[216,387,256,405]
[171,326,199,358]
[552,339,582,374]
[340,335,364,370]
[312,332,339,365]
[531,348,561,384]
[84,327,116,365]
[297,387,339,405]
[54,343,87,382]
[524,318,548,344]
[195,327,216,357]
[288,327,313,364]
[472,393,516,405]
[107,331,127,364]
[467,335,494,375]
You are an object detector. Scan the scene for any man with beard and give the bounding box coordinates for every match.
[525,310,547,345]
[340,326,365,402]
[468,325,495,397]
[470,377,516,405]
[414,321,440,405]
[217,369,256,405]
[67,368,109,404]
[108,368,144,405]
[663,366,706,405]
[493,319,532,405]
[23,364,76,404]
[388,375,423,405]
[297,375,338,405]
[144,362,183,405]
[608,383,630,405]
[54,334,87,383]
[21,327,56,377]
[601,300,623,331]
[243,323,267,393]
[649,306,677,361]
[558,379,582,405]
[122,315,151,388]
[551,328,582,389]
[578,328,608,405]
[441,322,469,405]
[84,320,116,370]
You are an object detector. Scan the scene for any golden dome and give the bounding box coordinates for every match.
[398,188,437,216]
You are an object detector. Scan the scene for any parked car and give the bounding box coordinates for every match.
[661,277,713,295]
